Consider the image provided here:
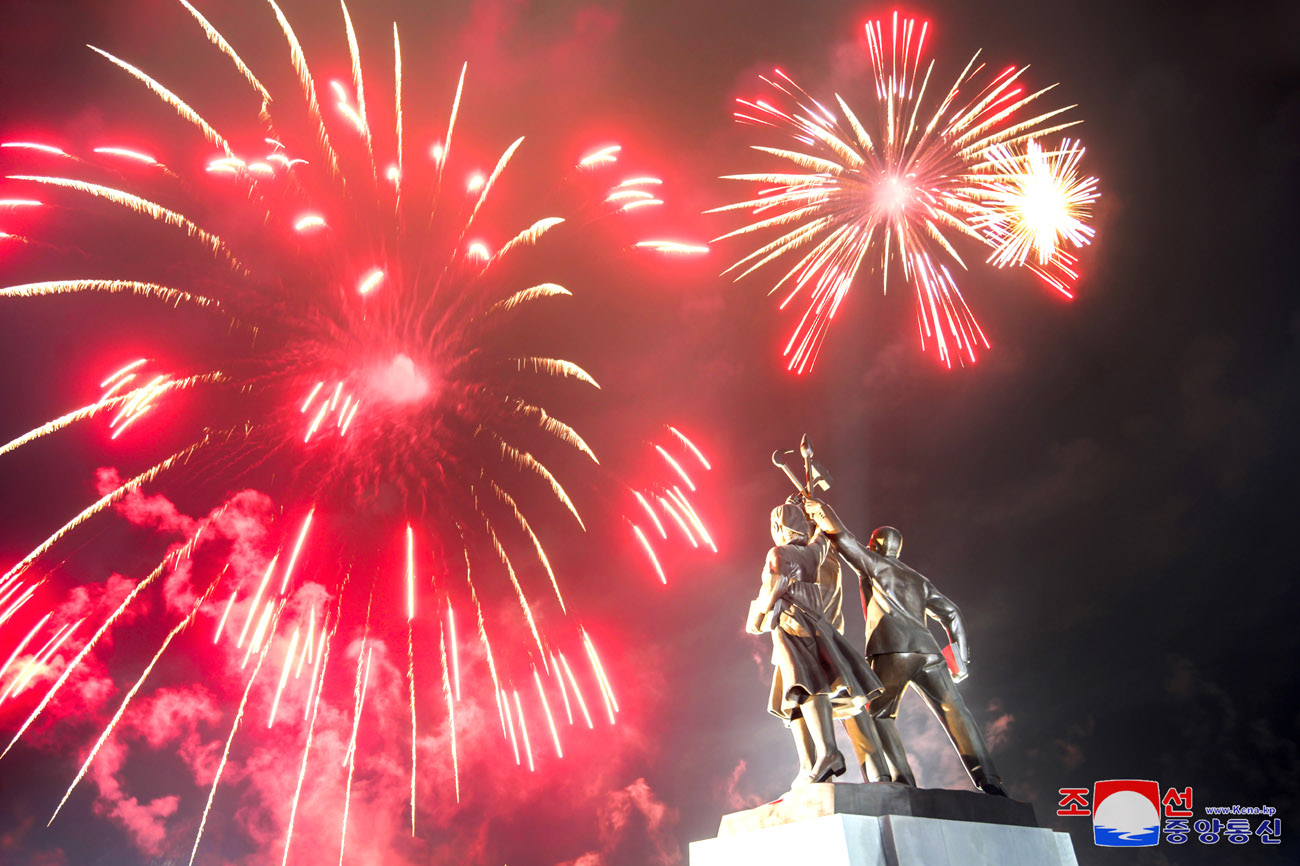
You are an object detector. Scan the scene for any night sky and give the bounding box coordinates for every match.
[1,1,1298,865]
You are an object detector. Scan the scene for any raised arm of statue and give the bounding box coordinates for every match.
[803,498,888,591]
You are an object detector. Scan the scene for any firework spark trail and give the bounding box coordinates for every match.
[668,426,711,470]
[657,494,698,547]
[447,604,460,700]
[85,46,233,155]
[277,510,315,594]
[0,620,78,703]
[337,644,373,866]
[295,608,314,678]
[405,526,417,835]
[6,176,244,272]
[440,628,459,803]
[237,555,280,649]
[633,491,667,539]
[267,626,300,726]
[632,525,667,584]
[655,445,696,491]
[550,652,573,724]
[481,515,547,664]
[1,438,208,586]
[668,486,716,552]
[0,279,220,311]
[281,636,332,866]
[559,652,593,729]
[487,478,565,612]
[533,667,562,758]
[242,600,276,667]
[0,583,37,627]
[582,630,618,722]
[512,689,534,772]
[189,601,282,866]
[1,498,222,760]
[713,12,1092,371]
[490,433,588,530]
[502,687,520,764]
[0,614,51,684]
[48,567,227,825]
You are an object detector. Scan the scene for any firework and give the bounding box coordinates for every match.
[0,0,713,858]
[712,12,1098,372]
[973,137,1099,296]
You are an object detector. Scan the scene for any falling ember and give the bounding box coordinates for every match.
[338,646,373,866]
[405,524,416,621]
[266,627,300,727]
[356,268,385,295]
[657,494,698,547]
[99,358,147,388]
[616,176,662,188]
[277,509,314,594]
[512,689,535,772]
[447,604,461,700]
[466,172,485,192]
[502,688,521,765]
[551,652,574,724]
[1,142,67,156]
[296,609,314,678]
[633,490,667,539]
[294,213,327,231]
[440,630,460,803]
[668,486,715,552]
[668,426,711,470]
[559,651,594,729]
[632,525,667,584]
[635,240,709,255]
[189,608,279,866]
[281,639,332,866]
[241,600,275,668]
[533,667,563,758]
[578,144,621,168]
[655,444,696,491]
[0,613,52,684]
[236,554,279,648]
[467,240,490,261]
[582,629,619,721]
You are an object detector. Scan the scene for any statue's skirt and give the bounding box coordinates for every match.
[768,602,883,723]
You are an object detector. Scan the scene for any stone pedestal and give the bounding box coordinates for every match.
[689,783,1077,866]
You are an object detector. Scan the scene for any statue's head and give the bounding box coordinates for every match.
[868,525,903,558]
[770,497,811,546]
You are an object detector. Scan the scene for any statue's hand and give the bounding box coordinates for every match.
[802,498,836,533]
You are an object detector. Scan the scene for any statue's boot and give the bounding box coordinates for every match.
[966,762,1009,797]
[789,717,816,790]
[804,694,846,783]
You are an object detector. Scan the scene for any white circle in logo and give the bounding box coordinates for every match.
[1095,791,1159,838]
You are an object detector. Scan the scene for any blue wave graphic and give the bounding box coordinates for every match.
[1094,824,1160,847]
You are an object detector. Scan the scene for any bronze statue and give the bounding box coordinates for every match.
[746,498,885,788]
[802,496,1008,796]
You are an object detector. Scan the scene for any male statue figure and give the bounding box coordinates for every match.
[802,498,1008,796]
[747,499,884,788]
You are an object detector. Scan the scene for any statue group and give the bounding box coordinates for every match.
[746,437,1007,797]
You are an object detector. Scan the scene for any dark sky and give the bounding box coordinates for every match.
[1,1,1298,865]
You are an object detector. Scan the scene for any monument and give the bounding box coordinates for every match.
[690,437,1078,866]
